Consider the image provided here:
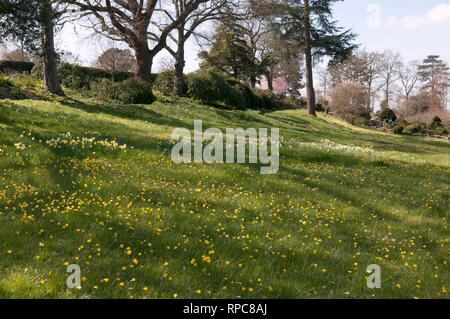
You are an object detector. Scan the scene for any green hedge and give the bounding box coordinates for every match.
[0,60,35,73]
[32,62,134,89]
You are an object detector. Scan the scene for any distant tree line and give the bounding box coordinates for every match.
[1,0,359,117]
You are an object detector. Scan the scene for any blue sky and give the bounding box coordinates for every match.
[332,0,450,63]
[54,1,450,71]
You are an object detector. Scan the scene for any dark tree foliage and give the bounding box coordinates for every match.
[0,0,41,51]
[0,0,65,96]
[199,13,256,81]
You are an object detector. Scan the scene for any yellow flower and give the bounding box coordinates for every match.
[132,258,139,265]
[173,293,178,298]
[196,290,202,294]
[143,287,149,292]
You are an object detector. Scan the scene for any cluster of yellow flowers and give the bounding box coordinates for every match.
[44,132,127,151]
[301,139,378,157]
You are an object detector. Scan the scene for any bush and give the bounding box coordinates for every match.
[0,74,14,88]
[353,118,368,127]
[403,123,424,134]
[57,63,91,89]
[316,103,325,112]
[110,78,156,104]
[0,60,34,74]
[330,82,371,124]
[186,70,284,110]
[0,74,27,99]
[434,126,448,136]
[429,116,442,129]
[186,71,231,106]
[393,125,404,134]
[91,78,114,98]
[253,89,283,110]
[186,71,246,109]
[378,108,397,122]
[153,70,175,96]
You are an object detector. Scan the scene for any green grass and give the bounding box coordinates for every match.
[0,93,448,299]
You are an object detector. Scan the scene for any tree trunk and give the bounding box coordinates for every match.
[367,79,373,110]
[266,74,273,91]
[384,82,390,109]
[134,41,153,83]
[40,0,64,96]
[173,27,186,96]
[304,0,316,116]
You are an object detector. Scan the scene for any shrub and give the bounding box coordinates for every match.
[393,125,404,134]
[226,77,258,108]
[186,70,285,110]
[330,82,371,124]
[253,89,283,110]
[0,74,14,88]
[152,70,175,96]
[110,78,156,104]
[91,78,114,98]
[57,63,91,89]
[434,126,448,136]
[403,123,424,134]
[353,117,368,127]
[0,60,34,74]
[186,71,231,106]
[429,116,442,129]
[92,77,156,104]
[378,108,397,122]
[0,74,27,99]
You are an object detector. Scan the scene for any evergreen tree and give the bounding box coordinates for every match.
[270,0,358,115]
[199,14,256,81]
[0,0,65,96]
[418,55,449,108]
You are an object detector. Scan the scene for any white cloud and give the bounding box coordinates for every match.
[386,4,450,30]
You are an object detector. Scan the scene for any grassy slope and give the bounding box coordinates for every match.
[0,95,448,299]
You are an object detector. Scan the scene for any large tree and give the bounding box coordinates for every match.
[270,0,357,115]
[418,55,449,109]
[95,47,135,82]
[199,13,255,81]
[328,50,383,110]
[378,50,401,109]
[0,0,65,95]
[63,0,208,83]
[157,0,227,95]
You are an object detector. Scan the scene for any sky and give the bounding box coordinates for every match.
[48,1,450,71]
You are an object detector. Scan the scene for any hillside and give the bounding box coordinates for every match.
[0,96,448,298]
